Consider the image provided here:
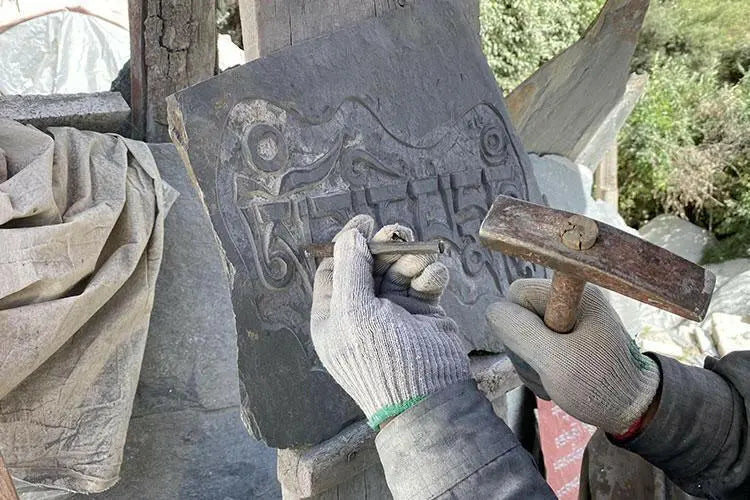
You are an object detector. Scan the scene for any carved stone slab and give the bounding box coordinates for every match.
[168,0,544,447]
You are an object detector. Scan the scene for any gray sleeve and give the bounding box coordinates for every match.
[613,351,750,499]
[375,380,554,500]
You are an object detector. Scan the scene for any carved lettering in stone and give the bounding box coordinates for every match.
[218,98,540,345]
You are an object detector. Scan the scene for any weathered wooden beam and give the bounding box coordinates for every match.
[129,0,216,141]
[594,144,619,207]
[238,0,479,61]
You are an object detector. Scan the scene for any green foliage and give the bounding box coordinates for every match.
[479,0,604,92]
[478,0,750,261]
[703,227,750,263]
[633,0,750,73]
[619,0,750,261]
[718,45,750,85]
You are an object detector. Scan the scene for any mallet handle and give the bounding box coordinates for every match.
[544,272,586,333]
[0,453,19,500]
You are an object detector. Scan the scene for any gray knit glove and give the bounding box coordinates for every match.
[486,279,661,435]
[311,215,470,430]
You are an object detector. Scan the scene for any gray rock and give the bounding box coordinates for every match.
[710,312,750,356]
[618,258,750,365]
[507,0,648,160]
[80,144,279,499]
[639,215,718,264]
[529,153,634,233]
[167,0,544,447]
[0,92,130,134]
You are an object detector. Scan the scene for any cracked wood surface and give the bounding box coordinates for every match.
[129,0,216,141]
[238,0,479,61]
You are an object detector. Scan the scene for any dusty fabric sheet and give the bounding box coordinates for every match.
[0,119,177,493]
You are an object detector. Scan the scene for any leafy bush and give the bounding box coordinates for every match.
[717,45,750,85]
[619,0,750,261]
[479,0,603,92]
[619,64,750,258]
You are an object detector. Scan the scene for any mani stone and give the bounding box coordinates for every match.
[506,0,649,160]
[81,144,279,500]
[167,0,544,448]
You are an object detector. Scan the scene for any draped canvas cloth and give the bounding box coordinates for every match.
[0,119,176,493]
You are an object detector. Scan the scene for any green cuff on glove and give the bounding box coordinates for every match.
[368,396,426,430]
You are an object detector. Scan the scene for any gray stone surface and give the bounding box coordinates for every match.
[529,153,633,233]
[169,1,541,448]
[470,353,523,421]
[0,92,130,134]
[506,0,648,159]
[168,0,544,447]
[281,465,391,500]
[638,214,718,264]
[710,312,750,356]
[80,144,279,500]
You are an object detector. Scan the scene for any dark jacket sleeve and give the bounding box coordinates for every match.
[375,380,554,499]
[614,351,750,499]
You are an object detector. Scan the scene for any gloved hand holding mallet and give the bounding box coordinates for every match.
[479,195,715,435]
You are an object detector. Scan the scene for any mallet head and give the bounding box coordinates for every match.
[479,196,715,322]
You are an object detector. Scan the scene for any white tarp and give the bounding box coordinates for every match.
[0,119,176,493]
[0,10,129,95]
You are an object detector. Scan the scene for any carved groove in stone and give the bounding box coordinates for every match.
[217,98,538,362]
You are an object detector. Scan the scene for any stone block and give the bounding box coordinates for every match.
[0,92,130,134]
[529,153,634,234]
[470,353,523,420]
[639,214,718,264]
[77,144,279,499]
[168,0,544,447]
[711,312,750,356]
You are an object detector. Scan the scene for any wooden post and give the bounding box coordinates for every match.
[129,0,217,141]
[594,143,619,208]
[0,453,19,500]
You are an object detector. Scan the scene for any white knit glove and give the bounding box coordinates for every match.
[486,279,661,435]
[311,215,470,430]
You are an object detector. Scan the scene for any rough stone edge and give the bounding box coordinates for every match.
[276,354,521,497]
[0,92,130,134]
[166,95,237,289]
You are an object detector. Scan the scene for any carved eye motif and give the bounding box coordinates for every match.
[242,123,289,173]
[480,125,508,166]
